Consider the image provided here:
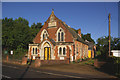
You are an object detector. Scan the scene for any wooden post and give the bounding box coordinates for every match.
[6,55,8,62]
[108,13,111,56]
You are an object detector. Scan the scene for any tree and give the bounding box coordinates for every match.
[2,17,14,50]
[82,33,95,43]
[30,22,42,39]
[96,36,120,59]
[2,17,41,51]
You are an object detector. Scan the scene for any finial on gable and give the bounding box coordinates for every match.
[52,8,54,15]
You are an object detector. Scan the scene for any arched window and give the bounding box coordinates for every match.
[58,32,60,41]
[41,30,48,41]
[43,34,45,40]
[59,47,62,55]
[58,47,66,56]
[35,48,37,54]
[57,28,64,42]
[61,32,64,41]
[63,47,66,55]
[33,48,34,54]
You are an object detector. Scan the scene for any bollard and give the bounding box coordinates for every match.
[6,55,8,62]
[22,57,27,65]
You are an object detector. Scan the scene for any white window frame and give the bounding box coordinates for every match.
[58,46,67,56]
[56,27,65,42]
[41,29,49,41]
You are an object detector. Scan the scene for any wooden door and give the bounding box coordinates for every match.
[44,47,51,60]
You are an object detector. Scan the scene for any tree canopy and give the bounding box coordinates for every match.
[96,36,120,58]
[2,17,42,51]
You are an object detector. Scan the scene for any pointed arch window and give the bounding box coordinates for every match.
[41,29,49,41]
[58,32,60,41]
[43,34,45,40]
[59,47,62,55]
[35,48,37,54]
[63,47,66,55]
[33,48,34,54]
[57,28,64,42]
[61,32,64,41]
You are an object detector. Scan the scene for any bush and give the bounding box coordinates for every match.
[72,61,76,64]
[7,46,28,60]
[77,59,80,63]
[113,57,120,64]
[96,51,101,56]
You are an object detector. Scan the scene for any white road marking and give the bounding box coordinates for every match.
[2,75,11,78]
[3,64,82,78]
[40,71,82,78]
[3,65,18,69]
[31,69,82,78]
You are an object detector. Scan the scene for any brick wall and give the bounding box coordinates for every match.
[41,60,69,65]
[33,16,74,44]
[74,41,88,60]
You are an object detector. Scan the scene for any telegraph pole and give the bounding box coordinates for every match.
[108,13,111,56]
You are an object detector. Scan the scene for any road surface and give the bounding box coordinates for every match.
[2,63,118,80]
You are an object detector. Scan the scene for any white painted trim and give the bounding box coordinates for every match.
[40,29,49,41]
[56,27,65,42]
[58,45,67,56]
[40,40,54,60]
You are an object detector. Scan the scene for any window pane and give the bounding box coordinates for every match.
[33,48,34,54]
[61,32,64,41]
[43,34,45,40]
[36,48,37,54]
[58,32,60,41]
[60,29,61,31]
[46,33,47,38]
[59,47,62,55]
[63,47,65,55]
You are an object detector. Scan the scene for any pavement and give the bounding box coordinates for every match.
[2,62,119,80]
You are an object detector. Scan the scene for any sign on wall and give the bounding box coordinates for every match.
[11,50,13,55]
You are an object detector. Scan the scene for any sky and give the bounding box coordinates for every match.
[2,2,118,43]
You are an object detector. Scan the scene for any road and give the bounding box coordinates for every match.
[2,63,118,80]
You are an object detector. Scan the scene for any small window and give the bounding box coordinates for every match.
[33,48,34,54]
[57,28,64,42]
[60,29,61,31]
[59,47,62,55]
[58,32,60,41]
[63,47,66,55]
[43,34,45,40]
[36,48,37,54]
[42,30,48,41]
[61,32,64,41]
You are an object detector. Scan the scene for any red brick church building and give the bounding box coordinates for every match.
[28,10,88,62]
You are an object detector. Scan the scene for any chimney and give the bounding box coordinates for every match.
[68,25,71,28]
[78,28,81,38]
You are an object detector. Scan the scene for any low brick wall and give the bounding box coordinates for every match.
[3,59,22,65]
[94,59,106,68]
[41,60,69,65]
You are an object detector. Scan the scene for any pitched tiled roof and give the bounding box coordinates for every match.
[61,21,87,44]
